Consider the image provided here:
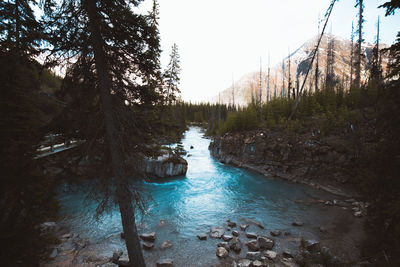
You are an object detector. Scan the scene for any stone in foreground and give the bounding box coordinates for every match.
[160,241,172,249]
[252,260,263,267]
[246,251,261,260]
[237,258,252,267]
[210,226,225,238]
[156,258,174,267]
[240,224,250,231]
[270,230,281,236]
[246,232,257,239]
[246,240,260,251]
[264,250,277,260]
[142,242,154,250]
[140,232,156,242]
[197,233,207,240]
[217,242,230,251]
[258,236,274,250]
[292,220,304,226]
[222,234,233,241]
[118,255,130,267]
[232,230,239,236]
[230,237,242,253]
[216,247,229,258]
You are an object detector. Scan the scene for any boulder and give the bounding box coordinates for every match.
[210,226,225,238]
[142,242,154,250]
[246,251,261,260]
[240,224,250,231]
[141,154,188,178]
[246,232,257,239]
[237,259,252,267]
[228,221,237,227]
[252,260,263,267]
[292,220,304,226]
[282,250,295,259]
[118,255,130,267]
[160,241,172,249]
[222,234,233,241]
[232,230,239,237]
[230,237,242,253]
[156,258,174,267]
[253,221,265,229]
[270,230,281,236]
[217,242,230,251]
[246,240,260,251]
[305,240,320,252]
[264,250,277,260]
[140,232,156,242]
[258,236,274,250]
[216,247,229,258]
[111,250,123,263]
[197,233,207,240]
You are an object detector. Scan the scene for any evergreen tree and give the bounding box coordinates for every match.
[43,0,163,266]
[163,43,181,104]
[354,0,364,89]
[350,21,354,89]
[325,33,336,89]
[0,1,59,265]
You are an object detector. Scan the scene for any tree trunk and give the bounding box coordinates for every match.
[85,1,146,266]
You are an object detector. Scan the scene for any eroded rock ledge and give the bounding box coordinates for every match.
[209,130,357,198]
[140,151,188,178]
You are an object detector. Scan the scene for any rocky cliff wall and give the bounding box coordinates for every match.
[209,130,356,197]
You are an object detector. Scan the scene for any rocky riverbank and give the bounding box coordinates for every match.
[209,129,361,199]
[41,215,366,267]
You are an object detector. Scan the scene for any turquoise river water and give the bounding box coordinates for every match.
[57,126,363,266]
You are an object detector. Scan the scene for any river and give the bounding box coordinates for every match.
[57,126,364,266]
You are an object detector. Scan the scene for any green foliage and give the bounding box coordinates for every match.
[218,104,258,134]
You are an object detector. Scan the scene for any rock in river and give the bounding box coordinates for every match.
[156,258,174,267]
[258,236,274,250]
[240,224,249,231]
[216,247,229,258]
[210,226,225,238]
[246,240,260,251]
[246,232,257,239]
[140,232,156,242]
[197,233,207,240]
[142,242,154,250]
[246,251,261,260]
[230,237,242,253]
[141,153,188,178]
[222,234,233,241]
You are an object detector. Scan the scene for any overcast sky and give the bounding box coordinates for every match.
[146,0,399,102]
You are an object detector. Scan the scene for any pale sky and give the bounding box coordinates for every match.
[148,0,399,102]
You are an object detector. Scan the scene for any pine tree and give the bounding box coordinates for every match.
[315,14,321,92]
[326,33,336,89]
[164,43,181,105]
[0,1,58,265]
[370,16,382,82]
[354,0,364,89]
[43,0,163,266]
[350,21,355,89]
